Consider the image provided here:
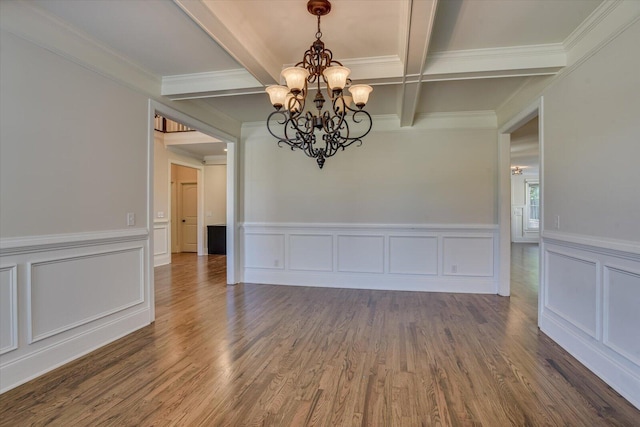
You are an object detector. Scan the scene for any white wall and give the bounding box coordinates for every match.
[0,32,148,238]
[241,115,500,292]
[205,164,227,226]
[0,30,152,393]
[543,25,640,242]
[513,19,640,409]
[243,118,497,224]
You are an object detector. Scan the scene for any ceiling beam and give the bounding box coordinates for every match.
[423,44,566,79]
[399,0,439,127]
[173,0,281,86]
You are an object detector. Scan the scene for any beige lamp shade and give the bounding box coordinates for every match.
[349,84,373,107]
[266,85,290,108]
[281,67,310,93]
[323,66,351,91]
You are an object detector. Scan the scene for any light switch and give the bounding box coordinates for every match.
[157,211,165,218]
[127,212,135,226]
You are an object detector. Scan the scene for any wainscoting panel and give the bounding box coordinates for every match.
[0,229,150,393]
[153,221,170,267]
[244,233,285,269]
[337,235,384,274]
[540,232,640,409]
[442,236,494,277]
[0,265,18,355]
[389,236,438,275]
[28,248,144,343]
[289,234,333,272]
[603,266,640,366]
[545,250,598,338]
[242,223,498,293]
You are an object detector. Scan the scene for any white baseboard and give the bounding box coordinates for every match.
[0,307,150,393]
[154,253,171,267]
[243,270,497,293]
[540,311,640,409]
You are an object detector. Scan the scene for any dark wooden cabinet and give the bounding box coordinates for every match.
[207,225,226,255]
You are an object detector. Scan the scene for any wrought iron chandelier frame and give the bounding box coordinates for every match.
[266,0,373,169]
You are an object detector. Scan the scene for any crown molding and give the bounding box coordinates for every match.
[563,0,640,67]
[424,44,566,79]
[563,0,623,51]
[0,1,160,97]
[161,69,262,98]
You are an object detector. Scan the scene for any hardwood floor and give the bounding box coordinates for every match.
[1,245,639,426]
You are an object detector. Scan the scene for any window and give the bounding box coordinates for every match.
[525,180,539,231]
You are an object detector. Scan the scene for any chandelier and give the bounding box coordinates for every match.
[512,166,524,175]
[265,0,373,169]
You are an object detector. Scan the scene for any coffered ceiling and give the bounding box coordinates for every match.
[30,0,603,128]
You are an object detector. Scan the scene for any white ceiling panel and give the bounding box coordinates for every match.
[429,0,603,53]
[32,0,242,76]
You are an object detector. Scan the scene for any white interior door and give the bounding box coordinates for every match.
[180,182,198,253]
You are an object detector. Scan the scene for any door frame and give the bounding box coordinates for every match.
[148,100,239,297]
[497,96,544,302]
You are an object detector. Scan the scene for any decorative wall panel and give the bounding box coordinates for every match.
[0,229,150,393]
[153,222,170,267]
[242,223,498,293]
[389,236,438,275]
[545,250,597,337]
[338,235,384,273]
[289,234,333,272]
[540,233,640,409]
[603,266,640,365]
[0,265,18,355]
[29,248,144,342]
[244,233,285,269]
[443,236,494,276]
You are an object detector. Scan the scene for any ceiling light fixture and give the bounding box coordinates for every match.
[512,166,524,175]
[265,0,373,169]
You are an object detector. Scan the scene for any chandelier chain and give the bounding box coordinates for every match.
[316,14,322,40]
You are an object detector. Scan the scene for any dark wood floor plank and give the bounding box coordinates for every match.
[1,245,639,426]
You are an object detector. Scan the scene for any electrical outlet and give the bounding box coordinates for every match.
[554,215,560,229]
[157,211,164,218]
[451,265,458,273]
[274,259,279,267]
[127,212,135,226]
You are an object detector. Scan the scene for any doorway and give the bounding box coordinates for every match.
[498,97,543,320]
[510,116,540,244]
[148,100,238,294]
[171,164,199,253]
